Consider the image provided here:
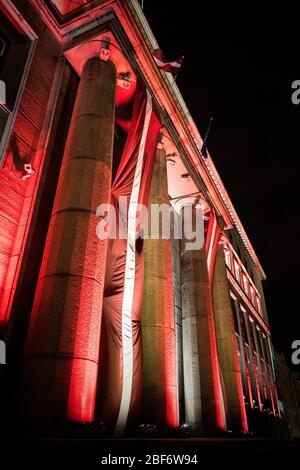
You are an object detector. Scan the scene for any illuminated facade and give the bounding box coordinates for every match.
[0,0,281,437]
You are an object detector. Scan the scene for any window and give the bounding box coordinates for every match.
[249,318,258,352]
[255,326,263,358]
[239,308,248,343]
[230,296,239,334]
[263,335,272,368]
[250,286,256,306]
[256,296,262,315]
[224,249,232,270]
[242,273,249,296]
[234,259,241,284]
[0,8,36,160]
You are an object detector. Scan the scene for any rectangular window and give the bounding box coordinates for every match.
[242,273,249,296]
[249,286,256,306]
[224,249,232,270]
[248,318,256,352]
[261,334,271,367]
[255,325,262,357]
[256,296,262,315]
[234,259,241,284]
[0,7,36,160]
[244,345,254,407]
[230,296,239,333]
[239,308,248,344]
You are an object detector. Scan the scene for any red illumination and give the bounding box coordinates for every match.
[67,359,98,422]
[231,327,248,432]
[253,361,263,411]
[227,270,270,334]
[207,303,226,431]
[0,0,280,438]
[163,274,179,428]
[247,374,254,408]
[0,144,39,324]
[204,213,226,430]
[206,211,221,284]
[224,243,263,319]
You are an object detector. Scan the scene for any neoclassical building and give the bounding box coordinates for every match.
[0,0,281,437]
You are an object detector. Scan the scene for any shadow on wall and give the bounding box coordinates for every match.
[9,134,31,170]
[1,133,35,179]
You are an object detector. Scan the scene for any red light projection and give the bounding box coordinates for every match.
[49,0,93,16]
[0,0,280,439]
[64,33,136,104]
[0,138,38,324]
[208,309,226,431]
[231,327,249,432]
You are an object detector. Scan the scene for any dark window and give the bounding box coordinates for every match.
[0,11,31,145]
[230,297,239,333]
[254,326,262,357]
[248,320,256,352]
[239,309,248,343]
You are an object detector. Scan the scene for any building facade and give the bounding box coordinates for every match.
[0,0,282,437]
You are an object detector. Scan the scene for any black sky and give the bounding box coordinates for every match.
[143,3,300,371]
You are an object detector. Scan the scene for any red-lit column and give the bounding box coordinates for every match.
[213,244,248,432]
[23,56,116,427]
[142,148,179,430]
[181,207,225,434]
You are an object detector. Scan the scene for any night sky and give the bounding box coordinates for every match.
[143,3,300,372]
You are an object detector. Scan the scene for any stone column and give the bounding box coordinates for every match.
[181,207,223,434]
[142,148,179,430]
[23,56,116,427]
[213,244,248,432]
[172,227,185,424]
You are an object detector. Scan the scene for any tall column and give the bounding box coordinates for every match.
[213,244,248,432]
[172,228,185,423]
[142,148,179,430]
[23,57,116,427]
[181,208,224,434]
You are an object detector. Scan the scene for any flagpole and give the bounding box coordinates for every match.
[203,117,213,144]
[171,56,184,86]
[201,117,213,159]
